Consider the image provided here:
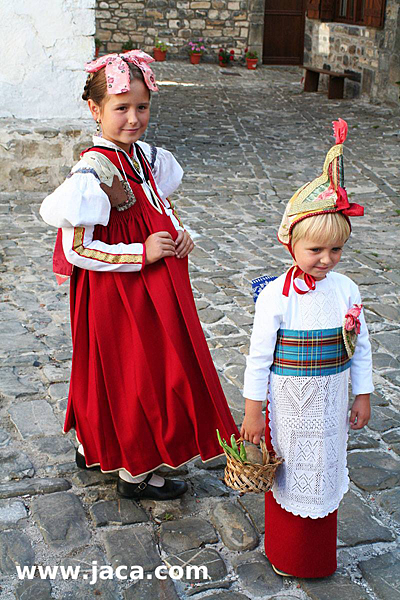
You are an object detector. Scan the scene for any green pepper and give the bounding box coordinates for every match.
[230,434,239,455]
[239,441,247,462]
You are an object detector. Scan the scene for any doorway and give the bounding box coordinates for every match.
[263,0,306,65]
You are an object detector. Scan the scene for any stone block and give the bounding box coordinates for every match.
[359,550,400,600]
[191,473,230,497]
[300,572,370,600]
[237,493,265,534]
[0,499,27,529]
[191,1,211,7]
[0,530,35,575]
[160,517,218,553]
[347,430,379,450]
[124,575,180,599]
[31,492,91,549]
[9,399,61,439]
[198,307,224,323]
[202,593,249,600]
[210,500,259,551]
[338,490,394,546]
[0,367,39,398]
[375,488,400,524]
[165,547,227,584]
[89,499,149,527]
[233,551,283,595]
[15,578,53,600]
[0,449,34,482]
[103,526,161,571]
[368,406,400,432]
[0,477,71,499]
[348,450,400,491]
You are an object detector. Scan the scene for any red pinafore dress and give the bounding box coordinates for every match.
[63,143,238,476]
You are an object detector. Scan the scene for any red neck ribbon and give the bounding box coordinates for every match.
[282,265,316,297]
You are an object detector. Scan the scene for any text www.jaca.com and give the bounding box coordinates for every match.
[16,562,209,585]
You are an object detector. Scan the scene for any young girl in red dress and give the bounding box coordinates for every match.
[40,50,238,500]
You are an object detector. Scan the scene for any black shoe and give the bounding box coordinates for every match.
[75,449,100,471]
[117,473,188,500]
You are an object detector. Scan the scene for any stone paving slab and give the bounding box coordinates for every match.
[0,62,399,599]
[103,526,161,572]
[31,491,91,550]
[300,573,370,600]
[359,550,400,600]
[160,517,218,553]
[338,490,394,546]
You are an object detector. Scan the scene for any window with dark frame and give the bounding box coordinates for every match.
[336,0,366,24]
[306,0,386,28]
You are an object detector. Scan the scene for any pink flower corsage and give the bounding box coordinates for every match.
[342,304,362,359]
[344,304,362,334]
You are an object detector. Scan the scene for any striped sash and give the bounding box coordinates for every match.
[271,327,351,377]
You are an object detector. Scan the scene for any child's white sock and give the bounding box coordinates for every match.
[77,446,164,487]
[118,470,165,487]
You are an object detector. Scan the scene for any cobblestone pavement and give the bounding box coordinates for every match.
[0,62,399,600]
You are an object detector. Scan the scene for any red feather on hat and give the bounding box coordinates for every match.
[332,118,348,144]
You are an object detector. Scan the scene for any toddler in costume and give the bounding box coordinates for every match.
[241,119,373,578]
[40,50,238,500]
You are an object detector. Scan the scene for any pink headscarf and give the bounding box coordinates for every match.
[85,49,159,93]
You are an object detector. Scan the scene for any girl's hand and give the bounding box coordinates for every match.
[350,394,371,430]
[240,398,265,445]
[145,232,175,265]
[100,176,127,208]
[175,230,194,259]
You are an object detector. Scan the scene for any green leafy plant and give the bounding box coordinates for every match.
[154,39,168,52]
[245,48,258,59]
[216,430,247,462]
[122,40,135,51]
[95,38,101,49]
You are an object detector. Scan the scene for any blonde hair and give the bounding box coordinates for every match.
[291,212,351,247]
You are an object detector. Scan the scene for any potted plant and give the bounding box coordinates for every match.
[188,39,206,64]
[154,39,168,61]
[122,40,135,53]
[218,48,234,67]
[95,38,101,58]
[245,48,258,70]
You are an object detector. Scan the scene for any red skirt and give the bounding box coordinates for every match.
[64,179,238,476]
[264,404,337,578]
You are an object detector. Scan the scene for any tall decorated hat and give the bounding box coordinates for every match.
[278,118,364,252]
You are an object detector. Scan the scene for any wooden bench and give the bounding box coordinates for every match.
[302,66,357,100]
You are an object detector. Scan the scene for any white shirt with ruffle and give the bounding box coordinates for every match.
[39,137,184,273]
[243,271,374,518]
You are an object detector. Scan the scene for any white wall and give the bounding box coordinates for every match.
[0,0,95,119]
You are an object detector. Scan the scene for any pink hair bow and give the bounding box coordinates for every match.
[344,304,362,334]
[85,50,159,94]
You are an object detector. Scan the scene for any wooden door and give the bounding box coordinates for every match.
[263,0,306,65]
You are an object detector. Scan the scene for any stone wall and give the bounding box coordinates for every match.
[0,119,93,193]
[304,1,400,104]
[95,0,263,60]
[0,0,96,119]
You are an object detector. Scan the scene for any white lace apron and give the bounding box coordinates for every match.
[268,286,350,519]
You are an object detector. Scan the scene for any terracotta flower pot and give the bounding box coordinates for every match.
[219,59,229,67]
[95,46,100,58]
[246,58,258,70]
[190,53,202,64]
[153,48,166,62]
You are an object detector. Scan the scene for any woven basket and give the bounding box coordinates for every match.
[223,438,283,494]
